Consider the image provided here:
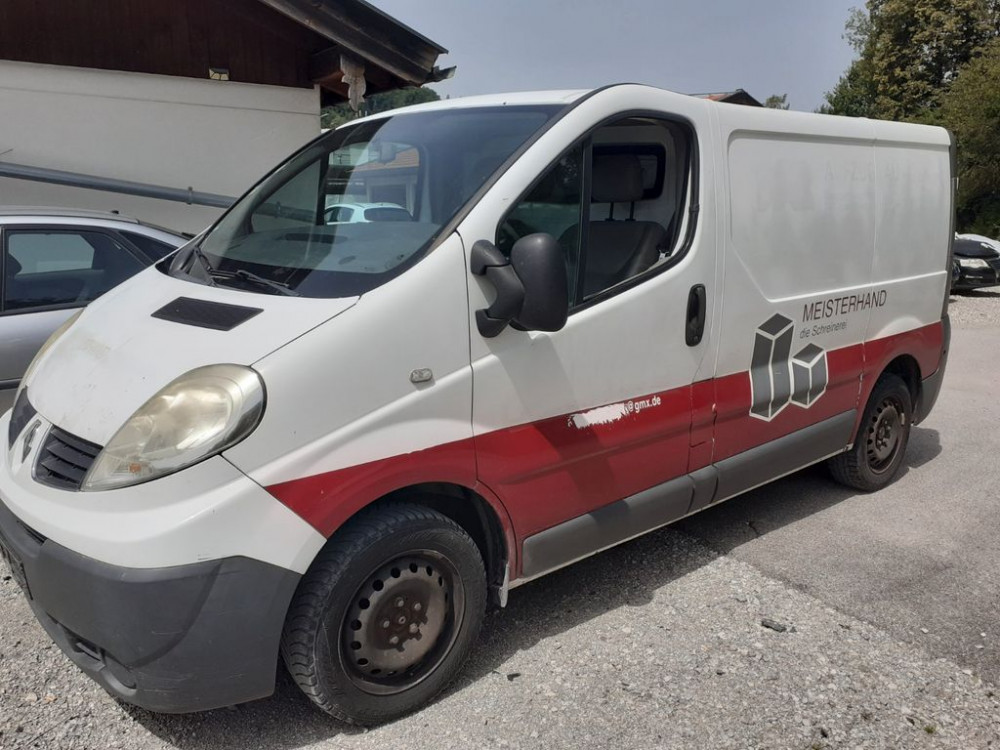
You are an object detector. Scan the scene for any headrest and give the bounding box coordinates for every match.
[6,256,21,277]
[592,154,644,204]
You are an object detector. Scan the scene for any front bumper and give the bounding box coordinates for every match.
[953,259,1000,290]
[0,494,300,712]
[0,407,326,713]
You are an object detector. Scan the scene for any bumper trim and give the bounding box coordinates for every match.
[0,494,301,713]
[914,315,950,424]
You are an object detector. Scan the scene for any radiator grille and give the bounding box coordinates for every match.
[34,427,102,491]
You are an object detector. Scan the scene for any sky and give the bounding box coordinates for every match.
[371,0,859,112]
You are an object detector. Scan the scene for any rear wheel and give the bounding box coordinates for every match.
[281,503,486,725]
[828,373,912,491]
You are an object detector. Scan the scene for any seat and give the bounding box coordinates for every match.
[5,255,21,279]
[4,255,22,304]
[562,153,668,298]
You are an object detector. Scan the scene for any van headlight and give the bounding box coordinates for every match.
[81,364,265,491]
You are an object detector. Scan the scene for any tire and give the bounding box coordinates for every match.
[828,373,912,492]
[280,503,486,725]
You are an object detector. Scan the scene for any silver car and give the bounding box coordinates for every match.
[1,208,186,412]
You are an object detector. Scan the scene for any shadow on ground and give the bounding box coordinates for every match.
[953,289,1000,299]
[677,426,941,553]
[128,428,940,749]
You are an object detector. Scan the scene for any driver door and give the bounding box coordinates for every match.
[457,90,720,577]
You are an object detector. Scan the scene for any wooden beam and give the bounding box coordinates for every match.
[257,0,438,85]
[308,45,344,82]
[310,46,394,89]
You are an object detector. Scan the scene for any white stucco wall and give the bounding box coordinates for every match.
[0,60,321,234]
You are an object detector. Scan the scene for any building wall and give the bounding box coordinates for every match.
[0,60,321,234]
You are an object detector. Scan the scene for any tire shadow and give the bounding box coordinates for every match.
[675,426,941,554]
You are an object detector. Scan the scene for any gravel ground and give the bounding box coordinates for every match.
[4,532,1000,750]
[2,294,999,750]
[947,288,1000,328]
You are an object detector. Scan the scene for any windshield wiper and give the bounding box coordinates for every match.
[212,269,300,297]
[170,243,219,286]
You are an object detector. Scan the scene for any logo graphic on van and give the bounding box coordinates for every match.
[750,314,828,421]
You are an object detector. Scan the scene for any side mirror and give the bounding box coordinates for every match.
[510,233,569,332]
[470,233,568,338]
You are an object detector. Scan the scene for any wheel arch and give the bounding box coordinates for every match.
[881,354,921,406]
[311,482,515,609]
[853,353,921,443]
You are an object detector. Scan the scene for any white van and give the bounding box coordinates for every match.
[0,85,953,724]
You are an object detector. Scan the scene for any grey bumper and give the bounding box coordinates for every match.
[0,493,300,713]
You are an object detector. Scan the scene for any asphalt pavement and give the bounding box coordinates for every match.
[678,320,1000,686]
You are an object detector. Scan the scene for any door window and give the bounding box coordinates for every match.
[3,230,144,312]
[497,146,584,296]
[498,116,695,307]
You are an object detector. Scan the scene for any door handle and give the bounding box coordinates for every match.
[686,284,706,346]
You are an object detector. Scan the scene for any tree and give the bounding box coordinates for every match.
[818,60,877,116]
[764,94,790,110]
[321,87,440,129]
[821,0,1000,120]
[935,38,1000,235]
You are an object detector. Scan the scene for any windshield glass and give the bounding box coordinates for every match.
[183,105,561,298]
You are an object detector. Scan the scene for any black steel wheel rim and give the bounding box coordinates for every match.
[866,395,906,474]
[339,550,466,696]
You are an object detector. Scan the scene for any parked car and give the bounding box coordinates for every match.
[0,86,952,724]
[957,232,1000,254]
[952,236,1000,291]
[0,208,186,412]
[324,201,412,224]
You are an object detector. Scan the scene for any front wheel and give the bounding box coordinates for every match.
[281,503,486,725]
[828,373,912,491]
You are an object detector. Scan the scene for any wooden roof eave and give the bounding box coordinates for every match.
[257,0,448,93]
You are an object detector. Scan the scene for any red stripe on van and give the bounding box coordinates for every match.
[265,322,943,543]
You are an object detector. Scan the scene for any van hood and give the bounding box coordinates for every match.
[26,267,357,445]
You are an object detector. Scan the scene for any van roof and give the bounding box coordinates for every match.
[348,89,591,125]
[345,85,951,149]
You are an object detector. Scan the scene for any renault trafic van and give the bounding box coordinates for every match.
[0,85,952,724]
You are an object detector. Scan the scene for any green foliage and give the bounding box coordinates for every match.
[822,0,999,120]
[871,0,996,119]
[764,94,790,110]
[818,60,877,116]
[935,39,1000,235]
[321,87,440,129]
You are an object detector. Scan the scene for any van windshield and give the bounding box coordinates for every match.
[176,105,561,298]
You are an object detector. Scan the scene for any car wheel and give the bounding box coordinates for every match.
[281,503,486,725]
[828,373,912,492]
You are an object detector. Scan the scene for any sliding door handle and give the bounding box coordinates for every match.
[686,284,706,346]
